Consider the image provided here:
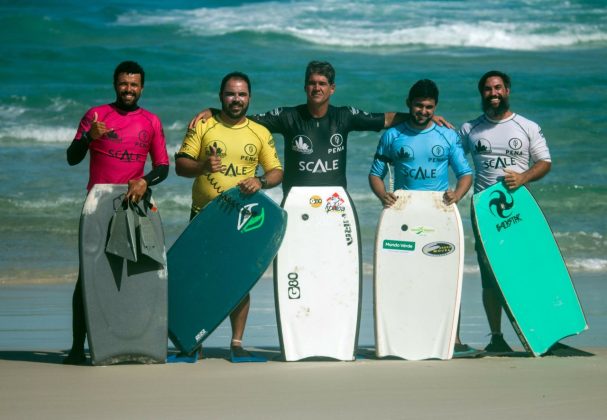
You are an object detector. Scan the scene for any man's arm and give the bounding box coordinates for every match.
[443,174,472,206]
[124,164,170,203]
[175,145,222,178]
[237,168,283,194]
[503,160,551,190]
[66,134,90,165]
[188,108,217,130]
[67,111,115,165]
[369,174,397,208]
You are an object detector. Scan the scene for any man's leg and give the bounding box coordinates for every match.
[479,254,512,353]
[63,273,87,364]
[482,286,503,334]
[229,293,250,347]
[472,205,512,353]
[229,294,266,362]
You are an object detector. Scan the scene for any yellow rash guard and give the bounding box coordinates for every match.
[177,115,282,212]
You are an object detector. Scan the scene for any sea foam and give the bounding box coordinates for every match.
[114,0,607,51]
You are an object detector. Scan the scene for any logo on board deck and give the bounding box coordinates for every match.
[309,195,323,208]
[195,328,207,342]
[325,192,346,213]
[342,214,353,246]
[383,240,415,251]
[488,190,522,233]
[411,226,435,235]
[488,190,514,219]
[237,203,265,233]
[422,242,455,257]
[292,135,313,154]
[287,272,300,299]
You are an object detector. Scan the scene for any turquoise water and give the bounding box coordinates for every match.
[0,1,606,348]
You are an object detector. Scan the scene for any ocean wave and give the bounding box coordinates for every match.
[566,258,607,272]
[0,124,74,143]
[0,105,27,120]
[4,196,83,210]
[114,0,607,51]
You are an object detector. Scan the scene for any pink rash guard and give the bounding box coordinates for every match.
[74,103,169,191]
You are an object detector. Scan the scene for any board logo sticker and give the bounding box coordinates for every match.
[422,241,455,257]
[488,190,514,219]
[383,240,415,251]
[309,195,322,208]
[342,214,353,245]
[488,189,523,232]
[411,226,435,235]
[195,328,207,342]
[287,272,300,299]
[237,203,265,233]
[325,192,346,213]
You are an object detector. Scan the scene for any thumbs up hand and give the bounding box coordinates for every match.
[89,111,112,141]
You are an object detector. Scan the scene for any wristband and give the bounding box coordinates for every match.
[256,175,268,189]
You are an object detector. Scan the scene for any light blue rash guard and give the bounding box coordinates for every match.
[369,122,472,191]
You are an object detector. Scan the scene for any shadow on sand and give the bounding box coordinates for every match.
[0,343,593,365]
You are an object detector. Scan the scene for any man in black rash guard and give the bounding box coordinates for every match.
[189,61,450,194]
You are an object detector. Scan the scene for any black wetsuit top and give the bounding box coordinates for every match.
[252,105,385,193]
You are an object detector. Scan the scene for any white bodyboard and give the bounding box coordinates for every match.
[274,186,361,361]
[374,190,464,360]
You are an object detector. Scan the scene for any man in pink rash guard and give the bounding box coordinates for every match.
[64,61,169,365]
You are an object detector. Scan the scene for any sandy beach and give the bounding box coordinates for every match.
[1,274,605,419]
[0,346,605,420]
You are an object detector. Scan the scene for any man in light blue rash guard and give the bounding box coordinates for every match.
[369,79,474,355]
[369,79,472,208]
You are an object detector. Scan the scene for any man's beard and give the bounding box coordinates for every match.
[482,95,510,117]
[222,101,248,120]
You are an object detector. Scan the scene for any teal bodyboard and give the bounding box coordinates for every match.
[167,187,287,354]
[473,183,587,356]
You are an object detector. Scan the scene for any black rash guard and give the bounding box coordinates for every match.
[251,105,385,193]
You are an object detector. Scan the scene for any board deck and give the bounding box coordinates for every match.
[80,184,168,365]
[274,186,361,361]
[473,183,588,356]
[374,190,464,360]
[167,187,287,354]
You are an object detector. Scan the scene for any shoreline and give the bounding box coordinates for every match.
[1,347,605,419]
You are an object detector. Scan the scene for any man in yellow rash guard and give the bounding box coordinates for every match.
[175,71,283,361]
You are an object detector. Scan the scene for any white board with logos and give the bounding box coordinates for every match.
[374,190,464,360]
[274,186,361,361]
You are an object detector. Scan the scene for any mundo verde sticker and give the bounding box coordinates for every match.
[383,240,415,251]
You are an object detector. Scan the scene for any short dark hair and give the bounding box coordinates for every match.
[478,70,511,93]
[408,79,439,104]
[305,61,335,85]
[220,71,251,96]
[114,61,145,86]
